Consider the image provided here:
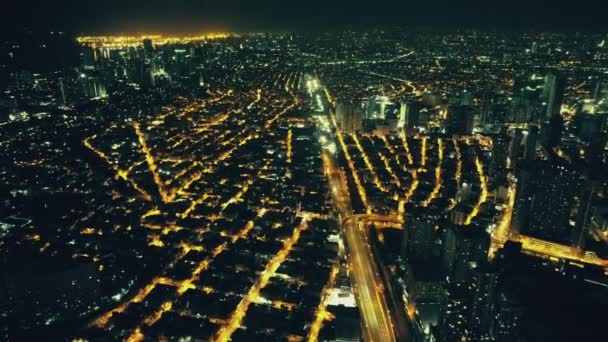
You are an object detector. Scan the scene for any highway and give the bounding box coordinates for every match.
[323,152,398,342]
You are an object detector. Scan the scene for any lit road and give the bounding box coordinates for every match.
[489,177,608,268]
[323,152,398,342]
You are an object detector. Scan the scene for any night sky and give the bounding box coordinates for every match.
[3,0,607,35]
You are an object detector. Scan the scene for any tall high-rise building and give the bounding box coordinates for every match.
[574,104,608,141]
[509,128,524,164]
[442,226,490,283]
[540,114,563,148]
[80,46,96,71]
[139,62,156,89]
[469,266,498,340]
[586,134,607,168]
[460,90,474,107]
[480,92,496,125]
[593,80,608,103]
[437,283,471,342]
[523,125,539,161]
[511,167,531,236]
[365,95,390,119]
[404,101,421,134]
[516,161,584,244]
[143,38,154,56]
[510,93,533,123]
[489,127,510,181]
[398,101,406,127]
[80,75,107,99]
[366,96,375,119]
[335,100,363,134]
[58,78,67,106]
[446,104,474,136]
[572,180,594,250]
[331,305,361,342]
[543,73,565,120]
[402,210,437,263]
[492,293,525,341]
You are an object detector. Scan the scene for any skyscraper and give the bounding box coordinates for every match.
[404,101,421,134]
[443,225,490,283]
[489,127,510,180]
[58,78,67,106]
[543,73,565,120]
[518,161,584,244]
[335,100,363,134]
[572,180,594,250]
[402,210,437,263]
[460,90,474,107]
[437,282,471,342]
[480,91,496,125]
[365,95,389,119]
[511,166,531,236]
[139,62,156,89]
[398,101,406,127]
[540,114,563,148]
[586,134,607,168]
[593,80,608,103]
[446,104,474,136]
[332,305,361,342]
[510,93,533,123]
[574,105,608,141]
[80,46,96,71]
[492,293,524,341]
[469,266,498,340]
[523,125,539,161]
[366,96,375,119]
[80,75,107,99]
[143,38,154,56]
[508,128,523,164]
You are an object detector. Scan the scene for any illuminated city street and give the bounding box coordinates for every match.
[323,152,398,342]
[2,10,608,341]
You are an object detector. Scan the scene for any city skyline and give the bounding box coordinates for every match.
[2,10,608,342]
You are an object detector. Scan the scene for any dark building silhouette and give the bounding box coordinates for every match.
[446,104,474,136]
[512,161,584,244]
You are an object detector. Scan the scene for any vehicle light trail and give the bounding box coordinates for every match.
[323,151,399,342]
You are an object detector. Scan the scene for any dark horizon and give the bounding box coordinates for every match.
[4,0,608,36]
